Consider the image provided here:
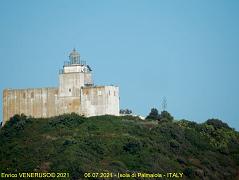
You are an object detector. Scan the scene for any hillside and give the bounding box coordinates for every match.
[0,113,239,179]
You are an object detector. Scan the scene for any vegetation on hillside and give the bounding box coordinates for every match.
[0,113,239,179]
[146,108,174,123]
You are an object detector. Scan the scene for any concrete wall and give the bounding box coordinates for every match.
[59,73,84,97]
[81,86,119,117]
[64,65,85,73]
[84,72,93,85]
[3,88,58,126]
[57,96,81,115]
[3,85,119,125]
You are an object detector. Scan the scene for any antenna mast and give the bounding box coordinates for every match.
[162,97,167,111]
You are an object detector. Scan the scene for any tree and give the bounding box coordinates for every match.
[205,119,231,130]
[158,110,174,123]
[120,109,132,115]
[146,108,159,120]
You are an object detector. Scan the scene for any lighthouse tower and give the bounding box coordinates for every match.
[59,49,93,97]
[57,49,93,114]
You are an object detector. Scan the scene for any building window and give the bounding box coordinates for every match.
[69,88,71,92]
[114,91,116,96]
[109,91,111,95]
[23,92,26,99]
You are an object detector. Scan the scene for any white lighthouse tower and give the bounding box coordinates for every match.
[59,49,93,97]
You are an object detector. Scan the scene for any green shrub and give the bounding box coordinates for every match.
[206,119,231,130]
[146,108,159,120]
[158,110,174,122]
[123,139,142,154]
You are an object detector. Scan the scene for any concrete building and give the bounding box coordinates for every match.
[2,49,119,126]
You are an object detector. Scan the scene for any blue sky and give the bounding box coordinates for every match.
[0,0,239,130]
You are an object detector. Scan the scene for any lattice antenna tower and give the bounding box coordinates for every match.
[162,97,167,111]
